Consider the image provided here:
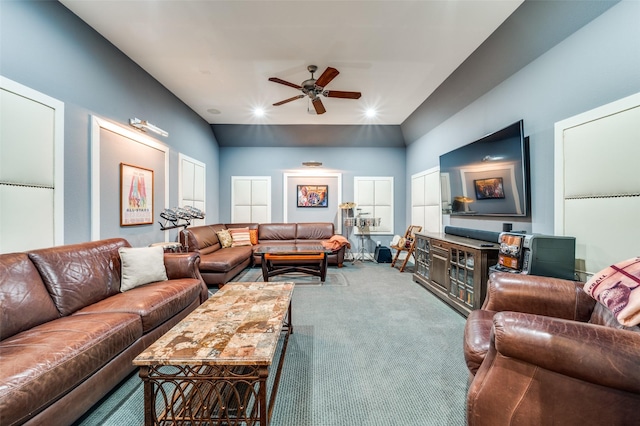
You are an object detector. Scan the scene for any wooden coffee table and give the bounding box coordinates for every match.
[254,245,333,282]
[133,281,294,426]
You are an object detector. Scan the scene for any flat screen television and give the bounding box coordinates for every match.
[440,120,529,216]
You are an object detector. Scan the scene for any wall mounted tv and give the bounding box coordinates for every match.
[440,120,530,217]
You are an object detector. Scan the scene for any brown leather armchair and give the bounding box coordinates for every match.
[463,273,640,426]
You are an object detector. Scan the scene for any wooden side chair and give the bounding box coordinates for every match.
[390,225,423,272]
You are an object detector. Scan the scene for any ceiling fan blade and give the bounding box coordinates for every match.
[323,90,362,99]
[312,97,326,114]
[268,77,302,90]
[314,67,339,88]
[273,94,304,106]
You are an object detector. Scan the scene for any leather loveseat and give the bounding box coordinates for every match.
[180,222,347,287]
[463,273,640,426]
[0,238,207,426]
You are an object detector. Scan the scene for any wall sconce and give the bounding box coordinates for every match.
[302,161,322,167]
[129,118,169,137]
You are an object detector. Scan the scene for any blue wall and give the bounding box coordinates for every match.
[404,0,640,234]
[219,146,406,245]
[0,0,220,244]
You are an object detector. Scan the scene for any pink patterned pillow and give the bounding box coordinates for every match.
[584,257,640,326]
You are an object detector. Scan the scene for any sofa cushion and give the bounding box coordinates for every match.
[75,278,201,333]
[259,223,297,241]
[181,225,220,253]
[216,229,233,248]
[199,246,254,272]
[249,229,259,245]
[229,227,252,247]
[0,253,60,341]
[118,246,168,291]
[28,238,129,316]
[583,257,640,327]
[0,312,141,426]
[296,222,334,240]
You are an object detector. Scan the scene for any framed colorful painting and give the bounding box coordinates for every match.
[297,185,328,207]
[120,163,154,226]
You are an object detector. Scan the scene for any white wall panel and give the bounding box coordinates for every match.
[179,153,206,228]
[0,89,54,185]
[233,205,252,223]
[555,93,640,279]
[354,177,394,235]
[411,168,441,234]
[252,180,269,205]
[0,186,54,252]
[233,179,252,205]
[181,161,195,200]
[1,77,64,252]
[563,106,639,197]
[231,176,271,223]
[193,165,205,200]
[252,205,269,224]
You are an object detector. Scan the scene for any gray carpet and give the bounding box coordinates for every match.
[75,263,468,425]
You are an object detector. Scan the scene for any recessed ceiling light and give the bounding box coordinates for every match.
[254,107,265,117]
[207,108,221,115]
[365,108,377,118]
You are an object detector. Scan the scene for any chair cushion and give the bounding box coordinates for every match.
[463,309,497,375]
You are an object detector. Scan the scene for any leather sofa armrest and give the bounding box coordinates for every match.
[163,253,208,302]
[482,273,595,321]
[493,311,640,393]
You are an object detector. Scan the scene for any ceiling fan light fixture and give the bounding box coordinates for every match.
[302,161,322,167]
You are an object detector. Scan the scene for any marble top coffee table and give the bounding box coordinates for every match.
[133,281,294,426]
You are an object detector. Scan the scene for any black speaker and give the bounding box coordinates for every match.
[444,226,501,243]
[374,246,392,263]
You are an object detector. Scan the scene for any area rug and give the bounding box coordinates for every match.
[75,263,468,426]
[232,267,348,286]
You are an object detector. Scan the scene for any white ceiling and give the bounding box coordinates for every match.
[60,0,522,126]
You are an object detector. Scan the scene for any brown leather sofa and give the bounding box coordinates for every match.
[463,273,640,426]
[0,238,207,426]
[180,222,346,287]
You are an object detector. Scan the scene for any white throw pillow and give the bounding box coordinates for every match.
[119,246,168,292]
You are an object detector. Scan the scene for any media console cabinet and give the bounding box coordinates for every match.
[413,232,499,317]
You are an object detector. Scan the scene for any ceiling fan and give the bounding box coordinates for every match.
[268,65,362,115]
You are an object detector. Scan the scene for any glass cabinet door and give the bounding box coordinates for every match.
[448,248,477,307]
[414,236,430,280]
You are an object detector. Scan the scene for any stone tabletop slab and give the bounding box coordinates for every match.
[133,281,294,366]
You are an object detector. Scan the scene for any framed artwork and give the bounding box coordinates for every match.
[297,185,328,207]
[474,177,505,200]
[120,163,154,226]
